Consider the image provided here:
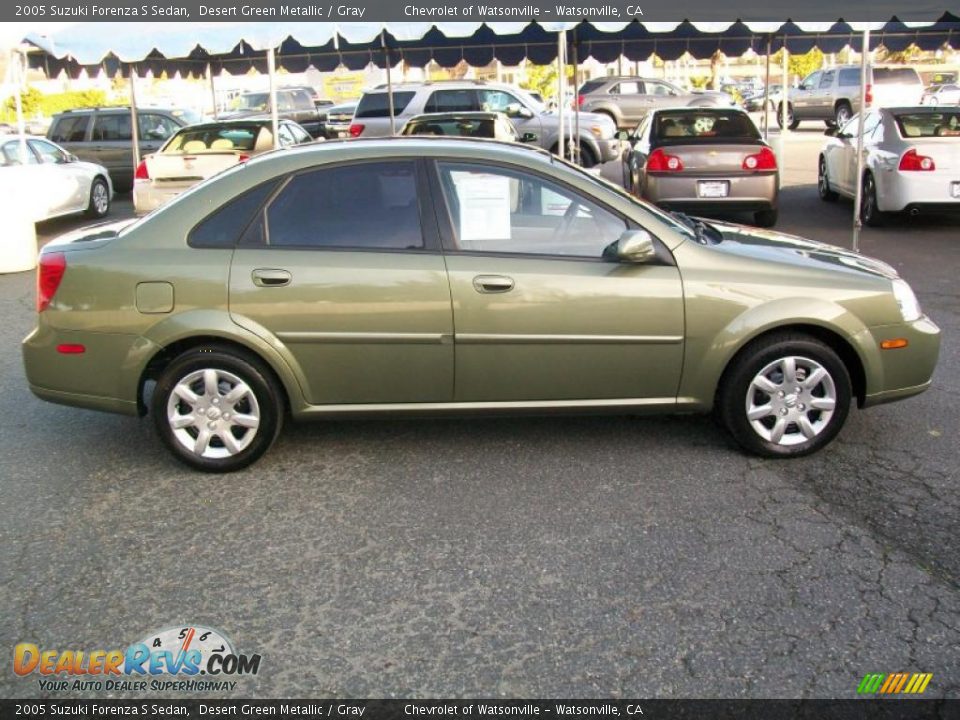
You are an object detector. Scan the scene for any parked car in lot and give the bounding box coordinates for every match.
[47,107,203,192]
[621,107,779,226]
[400,111,533,143]
[220,87,325,138]
[577,76,736,129]
[744,85,782,112]
[819,106,960,225]
[0,136,111,221]
[779,65,924,129]
[921,84,960,106]
[350,80,620,167]
[133,118,314,214]
[22,138,939,472]
[319,101,357,139]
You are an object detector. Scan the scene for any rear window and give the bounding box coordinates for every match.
[894,111,960,138]
[165,125,262,153]
[873,68,922,85]
[653,111,760,142]
[578,79,608,95]
[354,91,416,119]
[403,117,496,138]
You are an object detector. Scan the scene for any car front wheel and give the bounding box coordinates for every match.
[717,334,852,457]
[152,346,284,472]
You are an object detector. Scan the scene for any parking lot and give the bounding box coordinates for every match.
[1,127,958,698]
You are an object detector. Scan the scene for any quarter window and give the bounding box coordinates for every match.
[437,162,627,258]
[266,161,424,250]
[188,179,280,249]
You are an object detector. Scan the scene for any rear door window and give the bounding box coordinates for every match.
[92,113,132,141]
[265,161,424,250]
[49,115,89,143]
[425,90,479,113]
[838,68,861,87]
[612,81,642,95]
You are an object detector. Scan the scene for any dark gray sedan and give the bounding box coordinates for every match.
[621,107,779,227]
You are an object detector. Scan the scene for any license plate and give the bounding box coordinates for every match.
[952,182,960,199]
[698,180,729,198]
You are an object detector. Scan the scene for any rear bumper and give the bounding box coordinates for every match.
[133,180,192,215]
[643,172,778,212]
[875,171,960,213]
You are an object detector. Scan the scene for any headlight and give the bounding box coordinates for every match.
[892,278,922,322]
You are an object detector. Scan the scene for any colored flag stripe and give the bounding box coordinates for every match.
[904,674,920,693]
[880,674,897,693]
[893,673,909,693]
[917,674,933,693]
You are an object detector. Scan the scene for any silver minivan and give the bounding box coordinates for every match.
[779,65,923,129]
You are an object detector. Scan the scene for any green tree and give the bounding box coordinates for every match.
[521,63,575,100]
[771,48,824,83]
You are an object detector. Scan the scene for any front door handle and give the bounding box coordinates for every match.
[473,275,515,294]
[251,268,292,287]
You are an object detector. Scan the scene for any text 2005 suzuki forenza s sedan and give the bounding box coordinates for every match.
[23,138,940,472]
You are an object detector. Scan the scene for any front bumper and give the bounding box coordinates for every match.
[862,315,941,408]
[594,138,622,163]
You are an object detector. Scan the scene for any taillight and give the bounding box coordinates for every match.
[348,123,365,138]
[646,148,684,172]
[742,147,777,171]
[37,252,66,313]
[865,83,873,106]
[134,160,149,180]
[898,149,935,171]
[238,153,250,163]
[577,94,585,107]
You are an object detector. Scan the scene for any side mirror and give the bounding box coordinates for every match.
[823,127,837,137]
[615,130,630,141]
[65,153,78,163]
[520,132,539,143]
[610,229,657,263]
[505,103,534,119]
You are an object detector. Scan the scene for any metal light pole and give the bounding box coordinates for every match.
[557,30,566,161]
[851,29,871,253]
[762,36,772,140]
[267,47,279,148]
[382,29,395,136]
[129,66,141,170]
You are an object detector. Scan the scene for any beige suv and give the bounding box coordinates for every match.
[779,65,923,129]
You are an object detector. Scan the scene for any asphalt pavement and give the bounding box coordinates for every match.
[1,128,958,699]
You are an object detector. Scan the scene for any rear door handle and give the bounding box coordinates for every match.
[251,268,292,287]
[473,275,514,294]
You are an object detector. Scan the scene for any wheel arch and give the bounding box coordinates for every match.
[133,311,307,417]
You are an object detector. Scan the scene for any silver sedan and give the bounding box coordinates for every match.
[818,106,960,225]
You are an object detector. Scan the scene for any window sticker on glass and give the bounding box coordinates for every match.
[451,171,511,242]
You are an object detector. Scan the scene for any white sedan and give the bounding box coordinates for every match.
[0,136,112,221]
[818,106,960,226]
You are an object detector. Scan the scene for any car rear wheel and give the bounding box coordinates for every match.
[86,177,110,218]
[152,346,284,472]
[818,156,838,201]
[578,144,598,169]
[860,173,885,227]
[753,207,778,227]
[717,334,852,457]
[777,103,800,130]
[835,102,853,128]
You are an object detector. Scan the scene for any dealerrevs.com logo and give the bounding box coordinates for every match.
[13,625,261,693]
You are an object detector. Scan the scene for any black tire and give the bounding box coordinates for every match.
[152,345,284,472]
[777,102,800,130]
[578,144,598,169]
[860,173,885,227]
[824,119,837,129]
[753,207,779,227]
[716,333,852,458]
[835,101,853,128]
[86,177,110,218]
[818,156,838,202]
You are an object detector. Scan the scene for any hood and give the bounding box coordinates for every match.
[705,219,900,280]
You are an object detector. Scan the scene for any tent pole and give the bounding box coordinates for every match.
[129,65,141,171]
[12,48,27,165]
[267,47,279,148]
[762,37,771,140]
[382,30,395,136]
[558,30,566,161]
[778,41,788,182]
[573,32,580,165]
[208,63,218,120]
[852,29,870,253]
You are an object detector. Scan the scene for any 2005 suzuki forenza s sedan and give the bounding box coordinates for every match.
[23,138,940,472]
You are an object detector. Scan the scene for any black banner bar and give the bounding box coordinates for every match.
[2,700,959,720]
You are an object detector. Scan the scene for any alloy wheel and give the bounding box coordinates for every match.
[745,355,837,446]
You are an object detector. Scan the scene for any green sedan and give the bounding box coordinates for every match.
[22,139,940,472]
